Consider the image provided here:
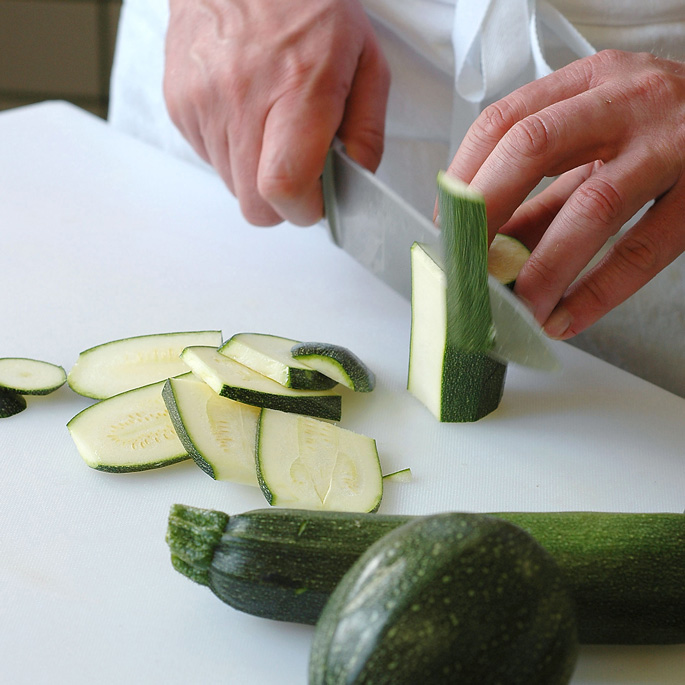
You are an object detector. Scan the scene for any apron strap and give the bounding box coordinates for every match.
[450,0,596,153]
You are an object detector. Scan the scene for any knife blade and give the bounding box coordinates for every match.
[322,141,560,372]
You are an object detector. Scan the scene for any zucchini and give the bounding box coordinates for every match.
[0,357,67,395]
[67,330,222,399]
[162,374,260,485]
[166,506,685,645]
[166,505,412,622]
[408,175,506,422]
[488,233,530,288]
[290,342,375,392]
[180,346,342,421]
[0,388,27,418]
[218,333,337,390]
[407,242,506,422]
[255,408,382,512]
[67,380,189,471]
[309,513,579,684]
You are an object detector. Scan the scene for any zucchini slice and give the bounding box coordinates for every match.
[290,342,375,392]
[488,233,530,287]
[67,330,223,399]
[382,467,412,483]
[162,375,260,485]
[0,388,27,418]
[408,242,506,422]
[218,332,337,390]
[67,380,189,472]
[0,357,66,395]
[255,409,382,512]
[181,346,342,421]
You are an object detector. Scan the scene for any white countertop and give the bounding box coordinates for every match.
[1,101,683,684]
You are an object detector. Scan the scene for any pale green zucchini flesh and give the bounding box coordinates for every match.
[162,374,260,485]
[408,243,506,422]
[255,408,382,512]
[488,233,531,287]
[309,513,579,684]
[0,388,27,418]
[218,332,337,390]
[382,467,412,483]
[290,342,376,392]
[67,380,189,471]
[0,357,67,395]
[67,330,223,399]
[181,346,342,421]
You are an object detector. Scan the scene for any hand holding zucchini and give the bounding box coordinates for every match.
[166,505,685,646]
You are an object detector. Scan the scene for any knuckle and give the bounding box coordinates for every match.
[476,99,523,147]
[258,165,301,205]
[502,113,555,162]
[571,274,614,318]
[569,177,625,229]
[612,232,660,274]
[521,252,559,295]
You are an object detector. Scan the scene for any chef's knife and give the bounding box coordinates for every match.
[322,140,560,372]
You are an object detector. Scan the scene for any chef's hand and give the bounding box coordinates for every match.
[446,50,685,339]
[164,0,390,226]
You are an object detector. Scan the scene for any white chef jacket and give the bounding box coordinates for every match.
[108,0,685,397]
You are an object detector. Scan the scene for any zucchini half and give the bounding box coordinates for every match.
[408,175,506,422]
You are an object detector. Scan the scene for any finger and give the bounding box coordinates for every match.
[468,87,627,238]
[499,162,601,249]
[336,39,391,172]
[447,57,598,185]
[514,150,674,324]
[257,86,344,227]
[542,179,685,339]
[226,108,283,227]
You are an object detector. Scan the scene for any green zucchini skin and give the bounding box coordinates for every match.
[309,513,579,685]
[0,388,27,418]
[166,505,685,644]
[500,511,685,644]
[167,505,412,623]
[441,347,506,421]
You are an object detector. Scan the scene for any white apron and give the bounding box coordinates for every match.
[108,0,685,397]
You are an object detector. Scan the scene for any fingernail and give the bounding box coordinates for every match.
[544,307,573,340]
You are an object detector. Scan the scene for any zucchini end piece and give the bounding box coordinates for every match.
[166,504,229,586]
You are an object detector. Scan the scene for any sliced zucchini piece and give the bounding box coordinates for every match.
[382,467,412,483]
[488,233,530,287]
[218,333,337,390]
[162,375,260,485]
[0,388,27,418]
[407,172,507,423]
[290,342,375,392]
[67,330,223,399]
[181,346,342,421]
[256,408,382,512]
[67,380,189,472]
[0,357,66,395]
[408,243,506,422]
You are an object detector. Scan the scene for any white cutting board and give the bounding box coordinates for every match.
[1,102,683,685]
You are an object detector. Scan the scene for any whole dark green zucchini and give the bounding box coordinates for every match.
[309,513,579,685]
[166,504,685,644]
